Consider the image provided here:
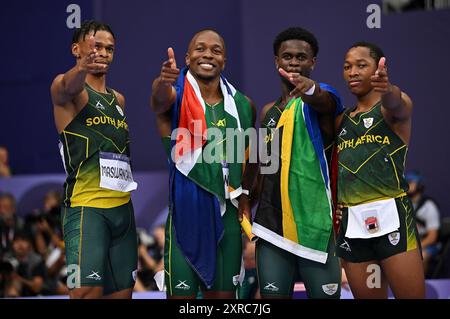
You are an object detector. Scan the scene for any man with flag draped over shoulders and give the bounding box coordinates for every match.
[248,27,344,299]
[150,29,256,299]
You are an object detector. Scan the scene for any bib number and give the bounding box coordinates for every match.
[99,152,138,192]
[345,198,400,239]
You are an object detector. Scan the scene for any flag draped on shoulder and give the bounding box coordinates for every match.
[168,67,253,288]
[253,83,343,263]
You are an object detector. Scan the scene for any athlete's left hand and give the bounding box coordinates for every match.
[371,57,392,94]
[279,68,316,98]
[238,194,251,224]
[335,204,343,225]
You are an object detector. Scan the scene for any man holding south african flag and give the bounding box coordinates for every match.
[150,29,256,299]
[249,27,344,299]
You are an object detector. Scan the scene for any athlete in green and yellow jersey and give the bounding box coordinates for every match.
[335,42,424,299]
[50,20,137,299]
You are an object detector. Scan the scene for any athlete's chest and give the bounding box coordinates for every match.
[81,92,129,134]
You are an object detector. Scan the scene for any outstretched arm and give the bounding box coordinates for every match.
[51,36,106,106]
[150,47,180,114]
[371,57,412,122]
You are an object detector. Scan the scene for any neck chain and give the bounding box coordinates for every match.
[205,100,222,108]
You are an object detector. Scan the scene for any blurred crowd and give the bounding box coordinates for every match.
[0,188,167,298]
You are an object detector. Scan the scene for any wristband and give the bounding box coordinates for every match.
[304,83,316,96]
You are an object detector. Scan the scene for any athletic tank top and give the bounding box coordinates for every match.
[204,100,227,160]
[261,99,283,161]
[253,100,284,231]
[59,84,136,208]
[260,99,334,167]
[337,101,408,206]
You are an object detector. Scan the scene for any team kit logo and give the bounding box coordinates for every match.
[339,127,347,137]
[175,280,191,290]
[388,232,400,246]
[116,104,124,116]
[86,270,102,281]
[95,100,105,110]
[263,282,279,292]
[322,283,339,296]
[267,118,277,127]
[339,239,351,252]
[363,117,374,128]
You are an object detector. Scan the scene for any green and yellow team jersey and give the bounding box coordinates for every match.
[261,100,283,157]
[337,101,408,206]
[59,84,136,208]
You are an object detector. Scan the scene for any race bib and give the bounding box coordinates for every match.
[99,152,138,192]
[345,198,400,239]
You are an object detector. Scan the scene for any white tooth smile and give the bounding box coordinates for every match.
[200,63,214,70]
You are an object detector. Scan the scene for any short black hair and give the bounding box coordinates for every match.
[13,231,32,243]
[72,20,115,44]
[0,193,16,206]
[350,41,385,64]
[188,29,226,53]
[273,27,319,57]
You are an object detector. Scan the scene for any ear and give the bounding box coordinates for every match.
[311,56,317,71]
[72,43,80,59]
[222,57,226,71]
[275,56,280,69]
[185,53,190,67]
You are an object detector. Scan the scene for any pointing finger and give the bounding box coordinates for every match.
[88,35,96,53]
[279,68,290,80]
[167,47,177,69]
[375,57,386,76]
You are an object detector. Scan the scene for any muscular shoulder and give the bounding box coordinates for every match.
[50,74,67,105]
[333,111,347,136]
[401,91,413,113]
[244,95,257,125]
[112,89,126,109]
[260,101,275,124]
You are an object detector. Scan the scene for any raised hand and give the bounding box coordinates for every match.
[78,35,107,73]
[371,57,391,94]
[159,47,180,86]
[279,68,315,98]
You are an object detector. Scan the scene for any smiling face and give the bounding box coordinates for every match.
[72,30,115,75]
[185,30,226,82]
[343,46,378,97]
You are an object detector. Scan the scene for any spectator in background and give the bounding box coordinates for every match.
[0,193,24,257]
[406,171,441,275]
[135,225,165,292]
[43,190,62,214]
[28,190,64,258]
[0,258,19,297]
[28,190,66,295]
[2,232,46,297]
[0,147,12,178]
